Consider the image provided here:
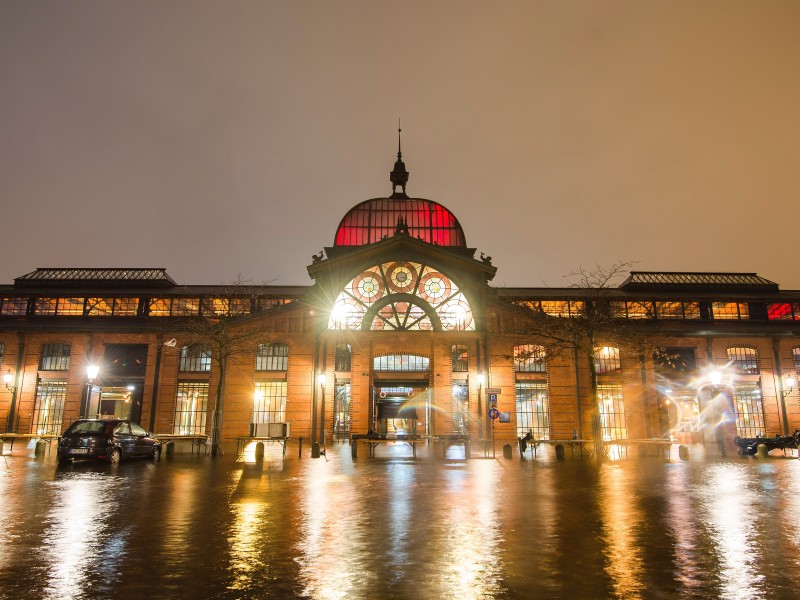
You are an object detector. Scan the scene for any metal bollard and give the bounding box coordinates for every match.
[678,445,689,461]
[254,442,265,462]
[555,444,565,460]
[298,437,303,458]
[756,443,768,458]
[35,440,47,457]
[503,443,512,459]
[311,442,321,458]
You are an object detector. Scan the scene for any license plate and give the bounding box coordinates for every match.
[70,448,89,454]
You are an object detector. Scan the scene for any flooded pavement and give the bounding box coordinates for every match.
[2,442,800,600]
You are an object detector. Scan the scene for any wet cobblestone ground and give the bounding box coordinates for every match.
[2,441,800,599]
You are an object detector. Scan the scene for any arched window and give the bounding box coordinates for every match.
[593,346,621,374]
[39,343,71,371]
[180,345,211,372]
[726,346,759,375]
[451,344,468,372]
[514,344,546,373]
[329,262,474,331]
[256,343,288,371]
[373,354,430,372]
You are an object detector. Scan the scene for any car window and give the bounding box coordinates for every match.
[114,422,131,435]
[130,423,146,436]
[65,421,107,434]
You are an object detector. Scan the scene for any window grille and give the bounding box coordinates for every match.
[597,384,627,441]
[32,380,67,435]
[451,382,469,434]
[34,298,57,316]
[1,297,28,316]
[253,381,287,424]
[594,346,621,374]
[540,300,583,317]
[40,343,71,371]
[179,346,211,372]
[514,344,546,373]
[373,354,430,371]
[515,382,549,440]
[451,344,468,372]
[726,347,759,375]
[655,301,700,320]
[768,303,800,320]
[334,383,351,439]
[335,343,352,372]
[712,302,749,320]
[172,298,200,316]
[86,298,113,316]
[731,383,765,437]
[114,298,139,316]
[256,343,288,371]
[148,298,172,317]
[57,298,85,316]
[174,381,208,435]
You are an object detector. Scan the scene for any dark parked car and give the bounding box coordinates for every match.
[57,419,161,464]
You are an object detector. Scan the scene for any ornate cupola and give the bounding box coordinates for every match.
[389,126,409,198]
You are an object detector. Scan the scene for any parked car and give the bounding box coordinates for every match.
[57,419,161,464]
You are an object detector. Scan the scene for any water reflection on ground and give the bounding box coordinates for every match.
[1,443,800,599]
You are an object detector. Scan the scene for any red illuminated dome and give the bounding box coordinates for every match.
[334,133,467,247]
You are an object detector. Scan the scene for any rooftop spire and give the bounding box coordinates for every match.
[389,121,409,198]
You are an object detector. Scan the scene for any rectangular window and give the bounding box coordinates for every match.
[34,298,57,316]
[113,298,139,316]
[256,343,288,371]
[727,347,759,375]
[594,346,621,374]
[172,298,200,316]
[731,383,765,438]
[32,380,67,435]
[540,300,583,317]
[515,381,549,440]
[334,382,351,439]
[451,381,469,435]
[712,302,749,320]
[625,301,654,319]
[174,382,209,435]
[202,298,229,316]
[514,344,546,373]
[373,354,430,371]
[148,298,172,317]
[57,298,85,316]
[253,381,287,424]
[768,303,800,320]
[40,343,71,371]
[451,344,468,372]
[335,343,352,372]
[597,384,627,441]
[1,297,28,316]
[179,346,211,372]
[86,298,114,316]
[792,347,800,373]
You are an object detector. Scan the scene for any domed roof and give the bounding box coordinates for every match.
[333,197,467,247]
[333,133,466,248]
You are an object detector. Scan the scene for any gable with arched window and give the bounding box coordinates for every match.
[329,262,474,331]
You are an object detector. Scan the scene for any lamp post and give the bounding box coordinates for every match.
[319,373,326,453]
[476,373,485,439]
[84,364,99,418]
[778,375,795,435]
[707,368,727,456]
[4,369,19,433]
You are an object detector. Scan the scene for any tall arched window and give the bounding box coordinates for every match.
[593,346,621,374]
[726,346,759,375]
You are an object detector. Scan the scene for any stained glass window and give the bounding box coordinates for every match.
[329,262,475,331]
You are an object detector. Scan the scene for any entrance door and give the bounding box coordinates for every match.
[373,384,429,436]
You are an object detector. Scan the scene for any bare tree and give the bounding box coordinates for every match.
[167,275,271,456]
[512,261,667,453]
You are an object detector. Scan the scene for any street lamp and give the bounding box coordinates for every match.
[312,373,327,458]
[3,369,16,392]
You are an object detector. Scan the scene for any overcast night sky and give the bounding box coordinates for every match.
[1,2,798,290]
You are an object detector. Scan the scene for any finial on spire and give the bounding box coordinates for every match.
[390,120,409,198]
